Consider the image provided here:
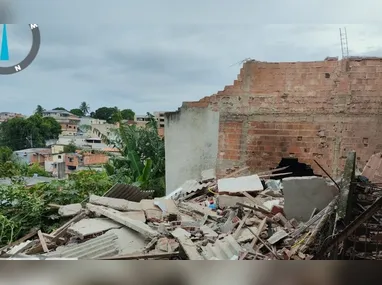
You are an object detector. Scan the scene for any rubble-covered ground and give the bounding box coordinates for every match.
[0,164,344,260]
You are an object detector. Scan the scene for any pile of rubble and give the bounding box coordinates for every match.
[0,167,341,260]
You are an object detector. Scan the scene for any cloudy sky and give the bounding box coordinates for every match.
[0,0,381,116]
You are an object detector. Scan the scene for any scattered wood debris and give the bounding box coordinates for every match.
[0,165,354,260]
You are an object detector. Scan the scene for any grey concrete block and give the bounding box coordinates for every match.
[283,176,338,222]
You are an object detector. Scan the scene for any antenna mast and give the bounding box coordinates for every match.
[339,27,349,59]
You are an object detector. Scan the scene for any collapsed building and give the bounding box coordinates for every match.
[164,57,382,193]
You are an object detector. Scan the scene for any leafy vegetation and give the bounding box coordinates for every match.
[100,112,165,196]
[79,102,90,116]
[63,142,77,153]
[0,169,113,246]
[0,114,61,151]
[0,105,165,246]
[90,106,135,123]
[69,108,84,117]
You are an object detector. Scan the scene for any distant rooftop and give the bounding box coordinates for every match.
[43,109,72,114]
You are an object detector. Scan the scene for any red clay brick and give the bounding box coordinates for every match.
[189,58,382,177]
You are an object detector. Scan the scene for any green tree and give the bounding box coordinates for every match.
[120,109,135,120]
[0,114,62,150]
[24,163,51,177]
[64,142,77,153]
[79,102,90,115]
[0,146,13,163]
[99,112,165,197]
[35,105,45,115]
[92,107,119,123]
[69,108,84,117]
[53,107,67,111]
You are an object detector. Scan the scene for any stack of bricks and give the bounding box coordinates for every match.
[184,57,382,178]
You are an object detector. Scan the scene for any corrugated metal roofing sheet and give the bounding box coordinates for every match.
[46,232,119,259]
[165,180,213,200]
[103,183,154,202]
[201,235,243,260]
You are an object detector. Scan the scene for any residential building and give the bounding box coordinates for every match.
[0,112,25,123]
[154,111,165,128]
[42,110,80,136]
[64,151,109,173]
[44,144,65,177]
[134,114,151,128]
[14,148,52,167]
[79,117,107,126]
[134,112,166,138]
[54,135,108,150]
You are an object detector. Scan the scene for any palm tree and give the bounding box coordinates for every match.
[35,105,45,115]
[79,102,90,116]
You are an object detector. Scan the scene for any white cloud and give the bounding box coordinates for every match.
[0,0,382,115]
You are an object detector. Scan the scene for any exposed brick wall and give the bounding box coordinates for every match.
[83,153,109,165]
[184,57,382,178]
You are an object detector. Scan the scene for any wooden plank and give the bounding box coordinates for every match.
[0,228,38,255]
[258,172,293,179]
[37,230,49,253]
[256,166,290,176]
[223,167,249,178]
[239,217,267,260]
[233,211,251,239]
[51,211,87,241]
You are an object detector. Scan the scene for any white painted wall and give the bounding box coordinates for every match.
[164,107,219,195]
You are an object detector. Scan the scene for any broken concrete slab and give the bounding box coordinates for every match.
[58,204,82,217]
[156,237,179,253]
[217,195,253,209]
[67,218,121,239]
[86,203,159,239]
[283,176,338,222]
[218,174,263,193]
[140,199,163,222]
[107,228,146,255]
[236,226,259,243]
[200,225,218,238]
[153,198,178,215]
[89,195,142,211]
[121,210,146,223]
[171,228,203,260]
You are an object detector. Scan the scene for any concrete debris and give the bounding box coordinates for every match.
[218,174,264,193]
[201,235,242,260]
[283,176,338,222]
[86,203,159,239]
[89,194,142,211]
[67,218,121,239]
[5,164,351,260]
[58,203,82,217]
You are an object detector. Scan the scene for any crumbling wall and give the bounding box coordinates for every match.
[182,58,382,178]
[164,106,219,194]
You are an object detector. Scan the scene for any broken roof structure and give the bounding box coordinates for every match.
[1,150,379,260]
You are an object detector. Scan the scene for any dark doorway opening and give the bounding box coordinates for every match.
[273,157,320,180]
